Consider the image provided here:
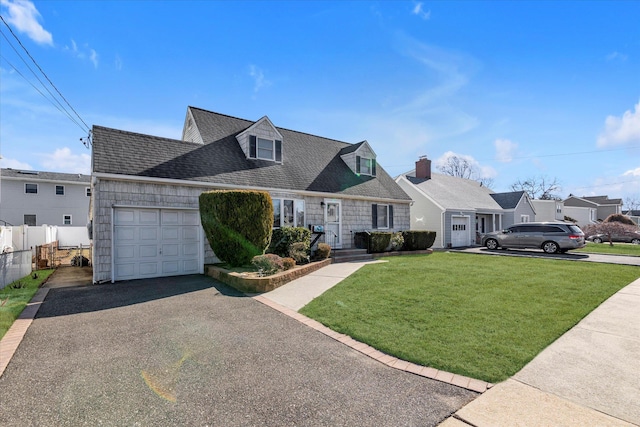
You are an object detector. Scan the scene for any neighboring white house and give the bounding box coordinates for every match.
[90,107,412,283]
[531,199,565,222]
[0,168,91,227]
[564,195,622,222]
[563,206,598,228]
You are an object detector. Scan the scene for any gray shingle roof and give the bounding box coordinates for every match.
[490,191,525,209]
[406,173,502,211]
[583,195,623,205]
[1,168,90,183]
[92,108,410,201]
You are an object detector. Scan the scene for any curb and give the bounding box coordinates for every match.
[0,287,49,378]
[253,294,492,394]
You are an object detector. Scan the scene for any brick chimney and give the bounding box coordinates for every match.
[415,156,431,180]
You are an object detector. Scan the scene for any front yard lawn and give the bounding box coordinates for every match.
[0,269,54,339]
[574,241,640,256]
[300,253,639,383]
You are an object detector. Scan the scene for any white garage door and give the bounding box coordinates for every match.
[114,208,201,281]
[451,216,470,247]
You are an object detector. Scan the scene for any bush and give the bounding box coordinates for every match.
[370,232,392,253]
[268,227,311,257]
[200,190,273,267]
[315,243,331,259]
[251,254,285,276]
[402,231,437,250]
[389,232,404,251]
[289,241,310,264]
[282,257,296,270]
[604,214,635,225]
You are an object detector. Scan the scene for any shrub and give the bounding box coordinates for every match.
[289,241,310,264]
[282,257,296,270]
[251,254,284,276]
[315,243,331,259]
[402,231,437,250]
[604,214,635,225]
[200,190,273,267]
[370,232,392,253]
[268,227,311,257]
[354,232,370,250]
[389,232,404,251]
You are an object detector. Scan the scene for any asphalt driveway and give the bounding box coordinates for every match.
[0,274,476,426]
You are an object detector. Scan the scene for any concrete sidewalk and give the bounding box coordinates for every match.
[263,261,640,426]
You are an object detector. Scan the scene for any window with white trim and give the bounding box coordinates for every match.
[356,156,376,176]
[56,185,65,195]
[273,198,304,228]
[25,183,38,194]
[86,187,91,197]
[249,135,282,162]
[372,204,393,229]
[520,215,530,223]
[556,203,562,214]
[63,215,72,225]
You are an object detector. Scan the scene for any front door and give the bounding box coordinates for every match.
[324,200,342,249]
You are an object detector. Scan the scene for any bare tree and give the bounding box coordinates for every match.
[510,175,561,200]
[437,154,495,189]
[623,194,640,213]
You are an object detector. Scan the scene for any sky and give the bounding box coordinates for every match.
[1,0,639,206]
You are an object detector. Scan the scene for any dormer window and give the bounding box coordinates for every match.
[249,135,282,162]
[356,156,376,176]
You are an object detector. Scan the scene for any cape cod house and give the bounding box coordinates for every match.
[90,107,411,283]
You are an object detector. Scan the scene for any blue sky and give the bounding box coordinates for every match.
[1,0,639,205]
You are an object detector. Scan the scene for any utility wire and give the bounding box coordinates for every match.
[0,15,90,134]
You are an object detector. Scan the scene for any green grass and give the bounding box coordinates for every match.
[0,269,55,339]
[300,253,639,383]
[574,241,640,256]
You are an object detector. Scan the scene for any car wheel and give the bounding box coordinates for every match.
[593,237,603,243]
[485,238,499,250]
[542,241,559,254]
[632,238,640,245]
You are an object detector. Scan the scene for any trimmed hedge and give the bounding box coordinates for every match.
[267,227,311,257]
[402,231,436,250]
[199,190,273,267]
[370,232,392,253]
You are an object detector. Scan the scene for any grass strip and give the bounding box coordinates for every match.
[0,269,55,339]
[574,241,640,256]
[300,252,639,383]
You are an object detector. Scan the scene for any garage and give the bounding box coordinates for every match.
[451,216,470,247]
[113,208,202,281]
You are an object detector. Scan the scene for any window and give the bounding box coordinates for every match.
[249,135,282,162]
[272,198,304,228]
[520,215,530,222]
[556,203,562,214]
[356,156,376,176]
[56,185,65,195]
[86,187,91,197]
[453,223,466,231]
[25,183,38,194]
[372,204,393,229]
[24,214,36,226]
[63,215,72,225]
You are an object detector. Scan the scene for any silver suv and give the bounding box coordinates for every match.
[481,222,586,254]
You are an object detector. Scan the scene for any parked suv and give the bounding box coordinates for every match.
[481,222,586,254]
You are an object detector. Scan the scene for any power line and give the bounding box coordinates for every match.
[0,15,90,134]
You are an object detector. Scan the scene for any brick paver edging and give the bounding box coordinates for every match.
[253,295,492,394]
[0,287,50,377]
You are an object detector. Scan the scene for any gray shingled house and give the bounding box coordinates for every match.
[90,107,411,283]
[489,191,536,228]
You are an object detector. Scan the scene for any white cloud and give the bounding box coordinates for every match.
[0,157,32,170]
[0,0,53,45]
[494,138,518,163]
[623,167,640,177]
[64,38,99,68]
[597,101,640,147]
[39,147,90,174]
[412,2,431,20]
[606,51,628,62]
[115,55,123,71]
[248,64,271,93]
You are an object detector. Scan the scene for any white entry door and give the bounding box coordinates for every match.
[451,216,470,247]
[324,200,342,249]
[113,208,202,281]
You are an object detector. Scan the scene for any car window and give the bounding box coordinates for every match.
[508,226,523,233]
[541,225,565,233]
[568,225,582,234]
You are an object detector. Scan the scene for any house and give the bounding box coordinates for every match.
[489,191,536,228]
[0,168,90,227]
[90,107,412,283]
[395,157,505,248]
[564,195,622,223]
[531,199,565,223]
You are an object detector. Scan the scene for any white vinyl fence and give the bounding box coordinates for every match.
[0,250,32,289]
[1,225,90,252]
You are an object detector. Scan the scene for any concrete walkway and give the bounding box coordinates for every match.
[261,260,640,426]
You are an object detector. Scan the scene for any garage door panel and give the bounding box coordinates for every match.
[114,208,201,281]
